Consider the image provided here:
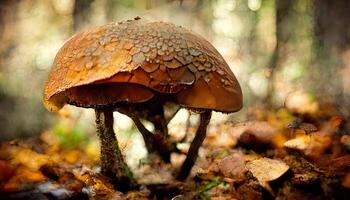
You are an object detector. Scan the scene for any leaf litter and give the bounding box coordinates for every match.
[0,102,350,199]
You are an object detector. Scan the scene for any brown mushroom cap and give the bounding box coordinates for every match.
[43,18,242,112]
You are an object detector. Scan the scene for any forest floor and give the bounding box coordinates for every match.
[0,103,350,200]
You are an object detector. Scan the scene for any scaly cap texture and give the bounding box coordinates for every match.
[43,18,242,112]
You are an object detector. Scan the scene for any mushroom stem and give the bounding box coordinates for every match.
[147,105,169,137]
[131,117,155,153]
[95,109,135,189]
[176,110,212,181]
[152,114,169,137]
[131,117,173,162]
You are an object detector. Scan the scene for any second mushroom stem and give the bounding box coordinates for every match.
[131,117,172,162]
[95,108,135,189]
[131,117,155,154]
[177,110,212,181]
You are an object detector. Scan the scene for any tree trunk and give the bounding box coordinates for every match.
[73,0,94,31]
[265,0,294,108]
[313,0,350,116]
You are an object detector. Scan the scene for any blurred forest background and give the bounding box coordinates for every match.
[1,0,350,142]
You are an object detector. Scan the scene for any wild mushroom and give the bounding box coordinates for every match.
[43,17,242,182]
[287,119,318,136]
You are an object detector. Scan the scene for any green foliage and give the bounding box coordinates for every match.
[53,123,89,148]
[216,150,230,159]
[197,177,224,199]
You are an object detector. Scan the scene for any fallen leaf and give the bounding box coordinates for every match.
[0,160,14,185]
[217,153,246,179]
[246,157,289,182]
[284,135,311,150]
[73,168,116,198]
[62,149,81,164]
[2,166,46,191]
[9,147,50,170]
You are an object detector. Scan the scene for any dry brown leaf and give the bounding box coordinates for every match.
[218,153,246,179]
[246,157,289,182]
[2,166,46,191]
[73,168,116,198]
[126,191,149,200]
[0,160,14,185]
[284,134,332,159]
[284,135,311,150]
[8,147,50,170]
[61,149,82,164]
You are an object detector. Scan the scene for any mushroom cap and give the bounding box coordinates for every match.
[43,18,242,112]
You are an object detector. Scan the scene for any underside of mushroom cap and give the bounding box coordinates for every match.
[43,18,242,113]
[45,83,155,111]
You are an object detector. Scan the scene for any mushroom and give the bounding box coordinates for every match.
[287,119,318,136]
[43,17,242,182]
